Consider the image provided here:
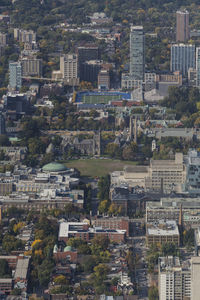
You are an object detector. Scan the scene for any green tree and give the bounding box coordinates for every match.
[105,143,121,158]
[148,286,159,300]
[0,259,11,277]
[0,135,10,146]
[98,199,110,214]
[98,175,110,200]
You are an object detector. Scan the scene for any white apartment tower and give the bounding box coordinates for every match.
[159,256,191,300]
[60,54,79,85]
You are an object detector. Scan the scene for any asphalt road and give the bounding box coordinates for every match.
[130,235,149,300]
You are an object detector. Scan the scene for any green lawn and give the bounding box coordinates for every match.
[65,159,138,177]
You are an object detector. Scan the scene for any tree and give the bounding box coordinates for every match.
[161,242,177,256]
[54,275,67,285]
[98,175,110,200]
[98,199,110,214]
[183,228,194,247]
[148,286,159,300]
[91,236,110,255]
[67,237,85,249]
[108,203,120,216]
[105,143,121,158]
[0,259,11,277]
[90,263,110,290]
[82,256,99,273]
[0,135,10,146]
[37,259,54,287]
[2,234,24,253]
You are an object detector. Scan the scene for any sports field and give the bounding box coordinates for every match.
[82,94,122,104]
[66,159,138,177]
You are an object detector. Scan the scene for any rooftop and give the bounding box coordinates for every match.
[147,220,179,236]
[14,258,30,280]
[42,162,68,173]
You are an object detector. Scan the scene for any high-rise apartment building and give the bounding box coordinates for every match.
[60,54,79,85]
[130,26,145,80]
[14,29,36,43]
[176,10,189,42]
[196,47,200,87]
[20,58,42,77]
[9,62,22,90]
[170,44,195,76]
[191,257,200,300]
[159,256,191,300]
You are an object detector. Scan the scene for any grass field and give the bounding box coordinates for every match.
[66,159,138,177]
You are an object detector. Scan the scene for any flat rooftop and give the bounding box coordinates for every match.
[14,258,30,279]
[147,220,179,236]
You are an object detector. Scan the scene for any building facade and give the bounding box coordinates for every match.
[0,32,7,45]
[159,256,191,300]
[196,47,200,87]
[170,44,195,76]
[191,257,200,300]
[130,26,145,80]
[9,62,22,90]
[60,54,79,85]
[176,10,190,43]
[98,69,110,90]
[58,222,126,243]
[146,220,180,247]
[14,28,36,43]
[20,57,42,77]
[77,45,99,80]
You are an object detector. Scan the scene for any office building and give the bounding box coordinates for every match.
[98,69,110,90]
[176,10,189,42]
[146,197,200,225]
[146,220,180,247]
[81,60,102,84]
[77,45,100,79]
[3,93,31,119]
[130,26,145,80]
[20,57,42,77]
[9,62,22,90]
[159,256,191,300]
[196,47,200,87]
[170,44,195,76]
[191,257,200,300]
[60,54,79,85]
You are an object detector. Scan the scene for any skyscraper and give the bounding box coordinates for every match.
[130,26,145,80]
[176,10,189,42]
[196,47,200,87]
[170,44,195,76]
[77,45,100,80]
[9,61,22,90]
